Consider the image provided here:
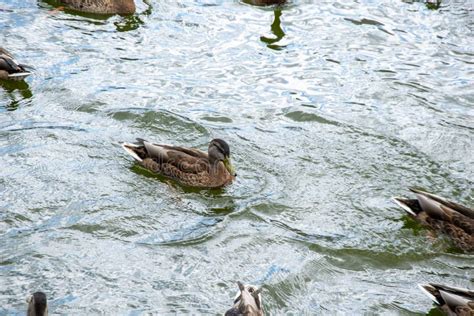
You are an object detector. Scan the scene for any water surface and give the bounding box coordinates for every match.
[1,0,473,314]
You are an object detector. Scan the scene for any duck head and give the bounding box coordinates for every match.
[208,139,236,177]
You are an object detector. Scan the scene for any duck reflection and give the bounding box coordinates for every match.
[425,0,441,9]
[0,80,33,111]
[114,0,152,32]
[260,8,286,50]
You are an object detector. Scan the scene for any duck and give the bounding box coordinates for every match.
[225,282,263,316]
[122,138,236,188]
[392,188,474,251]
[57,0,135,15]
[0,47,33,81]
[27,292,48,316]
[418,283,474,316]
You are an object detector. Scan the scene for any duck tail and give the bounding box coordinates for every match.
[7,72,32,80]
[121,142,143,162]
[392,197,418,217]
[418,284,440,304]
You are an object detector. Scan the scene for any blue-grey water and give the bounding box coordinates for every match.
[1,0,473,314]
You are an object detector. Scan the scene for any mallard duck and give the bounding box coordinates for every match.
[27,292,48,316]
[225,282,263,316]
[0,47,33,81]
[419,283,474,316]
[392,188,474,251]
[58,0,135,15]
[122,138,236,188]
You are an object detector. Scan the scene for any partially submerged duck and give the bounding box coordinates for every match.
[27,292,48,316]
[225,282,263,316]
[392,188,474,251]
[0,47,33,81]
[58,0,135,15]
[122,138,236,188]
[419,283,474,316]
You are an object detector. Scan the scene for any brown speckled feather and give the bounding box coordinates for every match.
[59,0,135,14]
[393,189,474,252]
[419,283,474,316]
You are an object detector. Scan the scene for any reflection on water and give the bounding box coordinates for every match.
[115,0,153,32]
[0,80,33,111]
[260,8,286,50]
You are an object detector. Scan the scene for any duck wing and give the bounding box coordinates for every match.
[142,140,209,174]
[410,188,474,220]
[0,51,22,73]
[419,283,474,315]
[158,144,208,159]
[0,48,33,79]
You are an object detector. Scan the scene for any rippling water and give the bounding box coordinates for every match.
[1,0,473,314]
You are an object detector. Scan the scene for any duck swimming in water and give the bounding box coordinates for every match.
[0,47,33,81]
[225,282,263,316]
[122,138,236,188]
[419,283,474,316]
[393,188,474,251]
[57,0,135,15]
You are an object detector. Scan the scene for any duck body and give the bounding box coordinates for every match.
[58,0,135,14]
[225,282,263,316]
[393,188,474,251]
[0,47,33,81]
[419,283,474,316]
[27,292,48,316]
[122,138,236,188]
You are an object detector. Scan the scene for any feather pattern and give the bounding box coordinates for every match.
[392,188,474,252]
[0,47,32,81]
[58,0,135,14]
[122,138,235,188]
[419,283,474,316]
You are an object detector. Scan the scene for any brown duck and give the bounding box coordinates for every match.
[58,0,135,15]
[419,283,474,316]
[122,138,236,188]
[27,292,48,316]
[393,188,474,251]
[0,47,33,80]
[225,282,263,316]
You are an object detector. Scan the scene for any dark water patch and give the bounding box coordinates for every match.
[136,217,224,246]
[344,17,385,26]
[284,110,340,126]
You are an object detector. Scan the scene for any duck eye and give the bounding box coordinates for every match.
[248,288,254,293]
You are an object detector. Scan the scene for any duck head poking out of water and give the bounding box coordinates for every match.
[27,292,48,316]
[225,282,263,316]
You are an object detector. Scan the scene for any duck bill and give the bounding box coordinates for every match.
[223,157,236,177]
